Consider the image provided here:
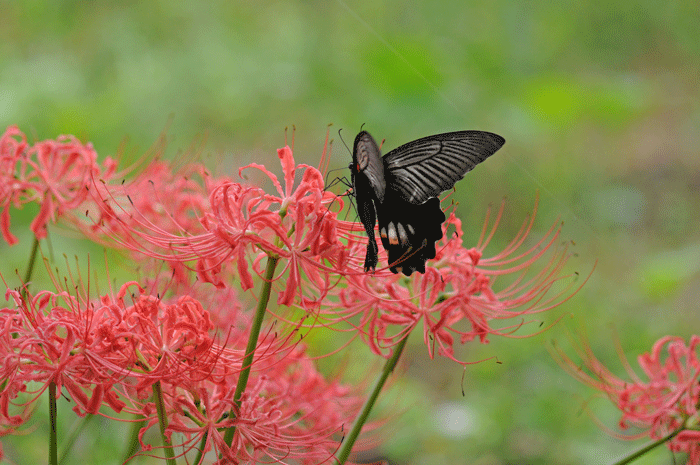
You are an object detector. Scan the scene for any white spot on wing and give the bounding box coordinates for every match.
[397,223,408,246]
[388,222,398,245]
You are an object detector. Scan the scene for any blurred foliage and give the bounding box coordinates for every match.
[1,0,699,464]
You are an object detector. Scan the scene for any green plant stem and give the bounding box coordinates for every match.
[20,237,40,302]
[223,254,280,447]
[611,428,682,465]
[48,382,58,465]
[24,236,40,285]
[122,416,147,464]
[58,413,95,465]
[334,332,410,465]
[153,381,177,465]
[193,430,208,465]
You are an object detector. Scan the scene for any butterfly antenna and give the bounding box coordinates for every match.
[338,128,352,155]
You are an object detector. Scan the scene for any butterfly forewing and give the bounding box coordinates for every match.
[383,131,505,204]
[353,131,386,203]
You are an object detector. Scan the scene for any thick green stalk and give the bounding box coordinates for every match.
[223,254,280,447]
[23,236,40,286]
[193,430,208,465]
[334,333,410,464]
[49,382,58,465]
[153,381,177,465]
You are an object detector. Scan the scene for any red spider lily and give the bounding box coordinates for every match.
[0,285,132,417]
[81,158,270,288]
[84,160,213,245]
[203,146,350,306]
[242,147,349,306]
[0,126,592,463]
[554,335,700,464]
[0,126,27,245]
[0,302,34,435]
[0,281,230,418]
[1,275,365,462]
[150,345,364,464]
[0,125,116,245]
[322,200,581,363]
[91,145,349,307]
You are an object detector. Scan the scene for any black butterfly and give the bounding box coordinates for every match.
[350,130,505,275]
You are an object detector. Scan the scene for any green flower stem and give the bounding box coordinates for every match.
[153,381,177,465]
[192,430,208,465]
[122,416,147,464]
[19,237,41,303]
[334,332,410,465]
[49,382,58,465]
[611,428,682,465]
[24,236,40,286]
[223,254,280,447]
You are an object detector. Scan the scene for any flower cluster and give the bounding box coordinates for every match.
[88,145,349,308]
[0,125,584,463]
[0,280,362,462]
[554,335,700,463]
[0,125,116,244]
[323,204,579,363]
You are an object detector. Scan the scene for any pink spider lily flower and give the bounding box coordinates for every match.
[0,126,117,244]
[322,200,583,363]
[84,160,213,244]
[0,126,28,245]
[0,301,34,434]
[195,145,348,305]
[239,146,349,305]
[554,335,700,464]
[0,281,232,420]
[1,275,365,461]
[93,145,348,307]
[152,345,364,464]
[0,285,132,418]
[81,160,267,288]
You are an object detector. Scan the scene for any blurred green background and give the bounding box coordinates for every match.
[2,1,699,464]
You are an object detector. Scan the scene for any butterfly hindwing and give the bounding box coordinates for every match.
[376,194,445,275]
[351,130,505,275]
